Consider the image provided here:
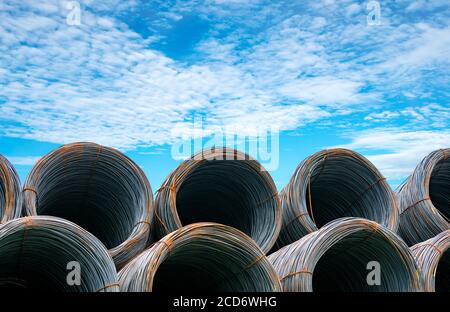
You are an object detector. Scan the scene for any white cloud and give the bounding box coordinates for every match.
[278,77,364,106]
[406,1,426,12]
[0,2,367,150]
[159,11,183,22]
[5,156,42,166]
[341,129,450,183]
[363,104,450,127]
[364,111,400,122]
[346,3,361,17]
[0,0,449,153]
[405,0,450,12]
[378,25,450,74]
[14,15,58,31]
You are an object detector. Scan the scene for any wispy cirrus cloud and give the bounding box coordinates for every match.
[341,129,450,185]
[364,103,450,127]
[5,156,42,166]
[0,0,364,150]
[0,0,449,181]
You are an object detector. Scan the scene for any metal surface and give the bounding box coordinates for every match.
[0,155,22,223]
[411,230,449,292]
[269,217,420,292]
[397,149,450,246]
[0,216,119,291]
[119,222,282,292]
[275,148,398,250]
[154,147,282,254]
[22,142,153,268]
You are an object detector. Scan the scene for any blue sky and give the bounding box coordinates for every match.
[0,0,449,191]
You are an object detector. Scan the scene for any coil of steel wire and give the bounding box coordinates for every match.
[397,149,450,246]
[22,142,153,268]
[0,216,119,291]
[0,155,22,223]
[275,148,398,250]
[154,147,281,254]
[119,222,282,292]
[411,230,449,292]
[268,217,421,292]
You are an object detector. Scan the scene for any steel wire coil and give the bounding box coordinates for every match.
[154,147,282,254]
[118,222,282,292]
[268,217,421,292]
[22,142,153,268]
[0,155,22,223]
[397,149,450,246]
[275,148,398,250]
[411,230,449,292]
[0,216,119,291]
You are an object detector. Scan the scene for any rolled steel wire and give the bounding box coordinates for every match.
[22,142,153,268]
[0,155,22,223]
[118,222,282,292]
[268,217,421,292]
[0,216,119,291]
[397,149,450,246]
[411,230,449,292]
[275,148,398,250]
[154,147,282,254]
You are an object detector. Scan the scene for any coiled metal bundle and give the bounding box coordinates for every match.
[22,142,153,268]
[154,147,281,253]
[397,149,449,246]
[275,148,398,249]
[0,155,22,222]
[119,222,281,292]
[411,230,449,292]
[268,218,420,292]
[0,216,119,291]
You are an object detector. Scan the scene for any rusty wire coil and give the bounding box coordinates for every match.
[22,142,153,268]
[0,155,22,223]
[411,230,449,292]
[119,222,282,292]
[397,149,450,246]
[275,148,398,250]
[0,216,119,291]
[154,147,282,254]
[268,218,421,292]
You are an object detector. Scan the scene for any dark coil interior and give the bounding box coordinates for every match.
[306,156,391,228]
[312,230,413,292]
[176,161,274,243]
[36,151,144,249]
[429,159,450,221]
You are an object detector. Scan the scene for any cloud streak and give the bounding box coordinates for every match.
[0,0,367,150]
[341,128,450,185]
[0,0,449,192]
[5,156,42,166]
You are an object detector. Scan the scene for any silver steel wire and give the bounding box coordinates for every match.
[22,142,153,268]
[275,148,398,250]
[118,222,282,292]
[0,155,22,223]
[154,147,282,254]
[0,216,119,292]
[411,230,449,292]
[397,149,450,246]
[268,217,421,292]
